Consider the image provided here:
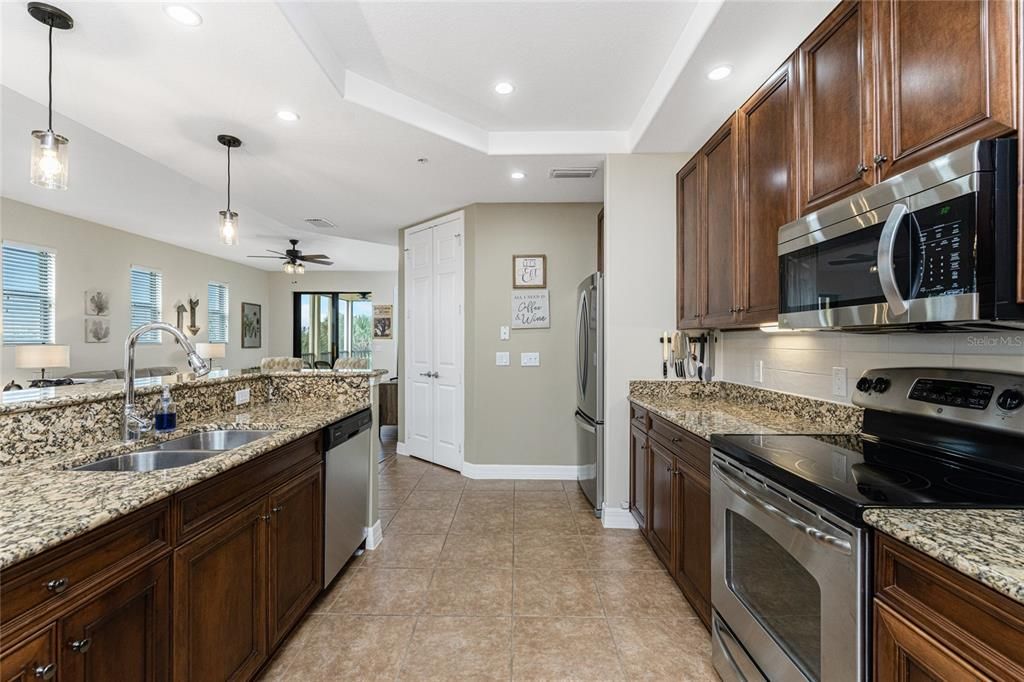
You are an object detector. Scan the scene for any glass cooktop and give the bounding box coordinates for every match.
[710,432,1024,525]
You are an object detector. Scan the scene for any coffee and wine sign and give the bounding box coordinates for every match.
[511,290,550,329]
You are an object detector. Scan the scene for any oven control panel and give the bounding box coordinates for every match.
[853,367,1024,435]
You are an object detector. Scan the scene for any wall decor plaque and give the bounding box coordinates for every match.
[513,254,546,288]
[511,289,550,329]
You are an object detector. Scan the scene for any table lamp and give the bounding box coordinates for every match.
[195,342,226,369]
[15,344,70,381]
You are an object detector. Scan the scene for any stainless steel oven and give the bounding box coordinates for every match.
[710,452,868,682]
[777,139,1021,331]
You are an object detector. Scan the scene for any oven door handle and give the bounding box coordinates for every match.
[712,462,852,555]
[877,202,910,316]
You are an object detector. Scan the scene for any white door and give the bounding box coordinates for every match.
[403,213,464,470]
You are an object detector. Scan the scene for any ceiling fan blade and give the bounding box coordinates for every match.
[306,259,333,266]
[265,249,286,256]
[248,255,285,259]
[298,253,329,260]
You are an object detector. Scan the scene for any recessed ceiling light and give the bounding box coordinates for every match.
[706,65,732,81]
[417,157,429,164]
[510,171,526,180]
[163,4,202,26]
[494,82,515,95]
[276,110,300,122]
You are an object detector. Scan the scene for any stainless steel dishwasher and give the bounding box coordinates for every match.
[323,408,372,587]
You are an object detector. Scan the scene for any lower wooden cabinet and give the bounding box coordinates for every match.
[647,437,675,566]
[0,626,56,682]
[673,466,711,624]
[875,600,987,681]
[628,425,648,533]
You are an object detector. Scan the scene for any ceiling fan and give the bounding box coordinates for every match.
[248,239,332,273]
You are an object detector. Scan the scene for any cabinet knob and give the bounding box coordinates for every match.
[259,514,272,522]
[45,577,69,593]
[856,162,869,175]
[666,466,672,472]
[33,664,56,680]
[671,437,682,443]
[873,153,888,166]
[68,638,92,653]
[271,505,286,513]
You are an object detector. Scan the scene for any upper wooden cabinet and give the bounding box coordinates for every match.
[797,0,875,214]
[736,57,798,326]
[676,157,703,327]
[875,0,1017,180]
[701,115,740,329]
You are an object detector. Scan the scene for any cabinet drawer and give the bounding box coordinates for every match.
[0,625,56,682]
[0,502,169,629]
[649,415,709,477]
[174,432,320,542]
[629,403,650,431]
[875,533,1024,680]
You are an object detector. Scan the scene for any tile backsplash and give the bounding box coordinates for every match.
[716,329,1024,404]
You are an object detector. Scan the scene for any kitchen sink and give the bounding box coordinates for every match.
[71,429,276,472]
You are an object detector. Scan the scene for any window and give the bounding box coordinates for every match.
[2,242,56,345]
[207,281,229,343]
[293,292,373,368]
[130,266,162,343]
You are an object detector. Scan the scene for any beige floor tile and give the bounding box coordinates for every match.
[362,534,446,568]
[282,614,417,681]
[398,616,513,681]
[560,480,580,492]
[450,508,514,534]
[513,534,588,569]
[379,486,414,509]
[416,471,469,491]
[566,489,594,511]
[464,478,517,491]
[460,490,515,509]
[387,507,456,534]
[592,571,695,618]
[514,491,570,509]
[425,568,514,616]
[403,488,464,510]
[581,535,663,570]
[329,567,433,615]
[513,570,603,617]
[514,508,578,535]
[379,508,397,531]
[379,473,423,490]
[514,480,565,492]
[573,511,606,534]
[389,457,432,473]
[511,617,624,681]
[608,617,717,681]
[440,533,514,568]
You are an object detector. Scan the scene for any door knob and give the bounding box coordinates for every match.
[431,372,440,378]
[68,638,92,653]
[419,372,432,377]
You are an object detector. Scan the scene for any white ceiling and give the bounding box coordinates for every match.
[0,1,837,271]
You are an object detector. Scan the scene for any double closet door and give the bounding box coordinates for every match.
[404,212,464,471]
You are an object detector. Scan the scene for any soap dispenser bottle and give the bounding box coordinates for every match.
[154,385,177,433]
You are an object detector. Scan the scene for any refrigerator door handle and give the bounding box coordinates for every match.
[574,411,597,433]
[576,290,589,398]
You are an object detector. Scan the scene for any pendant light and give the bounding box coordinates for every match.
[217,134,241,245]
[28,3,74,190]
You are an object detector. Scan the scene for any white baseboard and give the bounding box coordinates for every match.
[461,462,582,480]
[396,441,409,456]
[601,506,639,530]
[364,520,383,550]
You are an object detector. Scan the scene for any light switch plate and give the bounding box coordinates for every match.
[521,352,540,367]
[500,326,510,340]
[754,359,764,383]
[495,352,510,366]
[235,388,251,405]
[832,366,848,397]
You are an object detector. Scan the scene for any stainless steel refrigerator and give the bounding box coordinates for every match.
[574,272,603,515]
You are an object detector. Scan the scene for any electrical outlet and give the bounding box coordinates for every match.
[520,352,540,367]
[235,388,250,406]
[753,359,764,383]
[500,326,510,340]
[495,352,510,366]
[832,367,848,397]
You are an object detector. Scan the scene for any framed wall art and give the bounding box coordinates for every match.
[512,254,546,289]
[241,302,262,348]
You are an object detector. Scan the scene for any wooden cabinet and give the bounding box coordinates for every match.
[0,627,55,682]
[647,437,675,566]
[628,425,648,533]
[60,559,171,682]
[269,466,323,648]
[874,0,1016,180]
[736,56,797,326]
[874,533,1024,681]
[676,156,703,328]
[700,115,740,328]
[673,464,711,625]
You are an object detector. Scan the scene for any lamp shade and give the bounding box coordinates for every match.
[195,342,226,360]
[15,344,70,369]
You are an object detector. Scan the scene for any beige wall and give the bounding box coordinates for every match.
[266,270,399,378]
[1,198,272,384]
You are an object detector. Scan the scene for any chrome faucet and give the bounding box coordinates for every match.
[123,322,210,441]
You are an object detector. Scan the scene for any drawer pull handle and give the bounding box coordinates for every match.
[33,663,56,680]
[69,638,92,653]
[46,577,69,593]
[671,437,682,443]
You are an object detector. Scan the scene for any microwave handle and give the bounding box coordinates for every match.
[877,203,910,316]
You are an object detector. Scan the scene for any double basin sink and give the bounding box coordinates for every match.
[73,430,276,472]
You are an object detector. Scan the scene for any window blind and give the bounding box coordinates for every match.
[2,242,56,345]
[130,266,162,343]
[207,281,229,343]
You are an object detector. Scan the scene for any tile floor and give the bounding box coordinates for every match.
[259,456,717,681]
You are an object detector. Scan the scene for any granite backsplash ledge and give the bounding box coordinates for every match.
[0,370,384,465]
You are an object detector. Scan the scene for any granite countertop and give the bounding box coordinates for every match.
[864,509,1024,605]
[0,397,369,570]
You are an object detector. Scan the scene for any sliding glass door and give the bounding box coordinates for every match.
[293,292,372,368]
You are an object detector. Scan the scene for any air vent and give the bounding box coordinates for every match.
[549,167,599,179]
[304,217,336,229]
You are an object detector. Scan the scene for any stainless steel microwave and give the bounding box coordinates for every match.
[777,139,1022,331]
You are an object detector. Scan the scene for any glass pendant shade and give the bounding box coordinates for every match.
[295,263,305,275]
[218,210,239,245]
[30,129,69,190]
[283,262,295,274]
